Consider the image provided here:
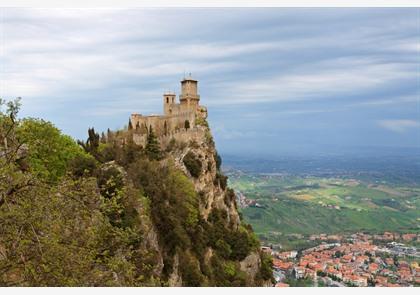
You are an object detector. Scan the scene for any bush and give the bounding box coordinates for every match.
[215,239,232,259]
[258,252,274,282]
[69,153,98,177]
[183,151,202,178]
[97,165,125,199]
[179,252,204,286]
[215,152,222,171]
[214,172,228,190]
[224,188,236,206]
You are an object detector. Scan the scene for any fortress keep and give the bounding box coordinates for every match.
[130,75,208,147]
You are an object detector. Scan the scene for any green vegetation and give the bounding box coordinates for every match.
[145,127,161,160]
[0,99,268,286]
[17,118,86,182]
[183,151,202,178]
[228,172,420,248]
[284,277,314,287]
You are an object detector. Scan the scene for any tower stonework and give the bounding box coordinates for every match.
[163,92,176,116]
[130,75,208,147]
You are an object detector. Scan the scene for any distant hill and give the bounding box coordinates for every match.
[226,168,420,250]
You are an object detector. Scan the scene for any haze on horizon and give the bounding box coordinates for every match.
[1,8,419,157]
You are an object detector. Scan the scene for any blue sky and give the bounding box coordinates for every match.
[1,8,419,156]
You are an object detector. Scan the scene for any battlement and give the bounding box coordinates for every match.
[130,75,208,147]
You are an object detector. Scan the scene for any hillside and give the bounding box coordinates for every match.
[227,170,419,250]
[0,98,273,286]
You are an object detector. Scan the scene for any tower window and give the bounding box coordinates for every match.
[166,97,169,103]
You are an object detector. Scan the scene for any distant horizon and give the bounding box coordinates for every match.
[2,8,419,157]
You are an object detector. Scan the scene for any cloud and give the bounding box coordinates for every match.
[377,119,420,133]
[1,8,418,152]
[207,57,416,106]
[348,95,418,108]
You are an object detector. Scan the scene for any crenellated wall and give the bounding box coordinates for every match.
[130,77,208,147]
[132,126,207,149]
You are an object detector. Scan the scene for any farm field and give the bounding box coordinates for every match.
[227,171,420,248]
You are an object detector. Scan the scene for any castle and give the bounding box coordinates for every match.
[130,75,208,147]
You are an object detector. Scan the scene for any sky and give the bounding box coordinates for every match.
[1,8,419,157]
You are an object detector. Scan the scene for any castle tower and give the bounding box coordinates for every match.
[180,75,200,110]
[163,92,176,116]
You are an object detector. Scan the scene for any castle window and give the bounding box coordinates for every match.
[166,97,169,103]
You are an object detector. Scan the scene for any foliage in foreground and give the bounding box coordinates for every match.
[0,99,266,286]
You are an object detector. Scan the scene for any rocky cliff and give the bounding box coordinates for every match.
[158,124,267,286]
[123,122,271,286]
[0,100,273,286]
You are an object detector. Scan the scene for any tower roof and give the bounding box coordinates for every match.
[181,73,197,82]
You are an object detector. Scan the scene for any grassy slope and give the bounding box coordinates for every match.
[230,174,420,236]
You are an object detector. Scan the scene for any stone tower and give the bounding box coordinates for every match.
[180,75,200,111]
[131,75,207,146]
[163,92,176,116]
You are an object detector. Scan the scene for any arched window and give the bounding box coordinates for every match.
[166,97,169,103]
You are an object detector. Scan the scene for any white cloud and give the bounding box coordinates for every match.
[207,57,416,106]
[377,119,420,133]
[1,8,418,147]
[349,95,419,107]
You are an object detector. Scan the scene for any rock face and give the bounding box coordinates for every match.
[240,252,261,282]
[171,127,240,225]
[151,122,266,286]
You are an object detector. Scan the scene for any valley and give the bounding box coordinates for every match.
[223,155,420,251]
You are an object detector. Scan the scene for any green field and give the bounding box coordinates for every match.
[227,172,420,248]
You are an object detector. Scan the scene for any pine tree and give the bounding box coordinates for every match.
[78,128,100,160]
[128,119,133,130]
[184,120,190,130]
[145,126,161,160]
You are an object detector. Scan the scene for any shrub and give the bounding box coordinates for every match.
[183,151,202,178]
[165,138,177,152]
[97,165,125,199]
[258,252,274,282]
[224,188,236,206]
[215,152,222,171]
[179,252,204,286]
[215,239,232,259]
[214,172,228,190]
[195,116,209,127]
[69,153,98,177]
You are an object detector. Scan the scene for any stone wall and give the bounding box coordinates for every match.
[131,110,195,138]
[132,126,207,149]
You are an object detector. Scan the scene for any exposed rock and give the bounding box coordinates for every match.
[168,253,182,287]
[240,252,261,286]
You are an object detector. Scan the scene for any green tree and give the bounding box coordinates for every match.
[145,126,161,160]
[183,151,202,178]
[16,118,86,182]
[78,128,100,160]
[184,120,190,130]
